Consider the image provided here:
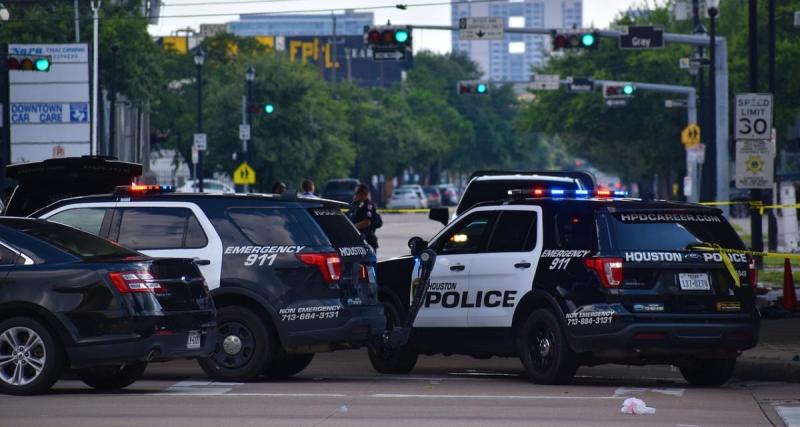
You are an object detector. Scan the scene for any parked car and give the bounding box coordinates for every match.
[177,179,235,193]
[387,188,427,209]
[422,186,442,208]
[0,217,216,395]
[322,178,360,203]
[436,184,459,206]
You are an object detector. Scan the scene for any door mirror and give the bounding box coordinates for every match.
[429,207,449,226]
[408,236,428,257]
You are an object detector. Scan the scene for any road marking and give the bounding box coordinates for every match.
[370,393,618,400]
[614,387,685,397]
[777,406,800,427]
[148,393,349,397]
[161,378,244,395]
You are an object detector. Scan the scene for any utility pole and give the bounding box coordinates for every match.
[747,0,764,257]
[331,11,337,83]
[767,0,778,251]
[90,1,101,156]
[109,45,118,158]
[74,0,81,43]
[692,0,709,202]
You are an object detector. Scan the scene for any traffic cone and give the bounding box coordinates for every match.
[783,258,797,311]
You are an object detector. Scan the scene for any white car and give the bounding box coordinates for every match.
[177,179,235,193]
[387,188,428,209]
[397,185,427,204]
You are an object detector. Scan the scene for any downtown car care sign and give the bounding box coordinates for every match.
[9,44,90,163]
[734,93,774,189]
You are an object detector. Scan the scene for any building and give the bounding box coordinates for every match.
[228,10,373,37]
[452,0,582,82]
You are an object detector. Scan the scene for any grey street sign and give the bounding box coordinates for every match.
[193,133,207,151]
[734,93,773,140]
[568,77,594,92]
[372,48,407,61]
[239,124,250,141]
[619,25,665,49]
[735,140,775,189]
[605,99,628,108]
[458,17,504,41]
[529,74,560,91]
[665,99,688,108]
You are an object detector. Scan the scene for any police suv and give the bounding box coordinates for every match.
[374,189,758,386]
[29,185,385,382]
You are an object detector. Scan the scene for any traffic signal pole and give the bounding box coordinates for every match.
[413,24,730,213]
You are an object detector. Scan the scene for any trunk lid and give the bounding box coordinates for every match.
[106,258,212,312]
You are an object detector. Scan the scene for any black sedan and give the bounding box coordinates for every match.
[0,218,216,395]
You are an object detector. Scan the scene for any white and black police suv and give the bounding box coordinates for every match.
[24,183,384,382]
[375,188,759,386]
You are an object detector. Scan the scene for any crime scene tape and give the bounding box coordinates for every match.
[699,200,800,215]
[690,243,800,287]
[341,208,436,214]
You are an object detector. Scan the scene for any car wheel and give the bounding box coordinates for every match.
[679,357,737,387]
[0,317,64,396]
[368,301,418,374]
[77,362,147,390]
[198,306,274,382]
[517,309,577,385]
[265,354,314,379]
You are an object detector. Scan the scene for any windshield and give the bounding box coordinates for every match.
[457,179,580,215]
[18,221,140,259]
[599,212,744,251]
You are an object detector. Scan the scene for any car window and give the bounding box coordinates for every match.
[436,211,497,255]
[487,210,538,253]
[307,208,365,247]
[19,222,138,260]
[228,208,326,246]
[555,208,596,250]
[599,212,744,251]
[47,207,108,235]
[116,207,208,250]
[0,242,20,265]
[457,179,579,215]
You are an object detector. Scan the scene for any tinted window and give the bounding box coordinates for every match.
[457,179,580,215]
[0,243,20,265]
[488,210,538,252]
[308,208,365,247]
[47,208,108,235]
[556,208,596,250]
[228,208,326,246]
[20,222,138,259]
[117,207,208,250]
[600,212,744,251]
[437,211,497,254]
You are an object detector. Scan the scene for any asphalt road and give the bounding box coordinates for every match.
[3,214,799,427]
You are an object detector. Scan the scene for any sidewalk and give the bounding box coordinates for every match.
[736,316,800,382]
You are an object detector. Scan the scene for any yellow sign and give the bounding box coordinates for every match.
[233,162,256,185]
[161,36,188,54]
[681,123,701,147]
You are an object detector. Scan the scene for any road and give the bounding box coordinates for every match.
[2,214,799,427]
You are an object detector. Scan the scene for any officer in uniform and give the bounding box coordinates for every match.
[349,184,379,252]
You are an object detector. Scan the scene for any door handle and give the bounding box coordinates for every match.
[514,262,532,269]
[450,264,466,271]
[193,258,211,266]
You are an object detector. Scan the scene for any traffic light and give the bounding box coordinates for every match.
[248,103,276,114]
[364,25,412,50]
[603,83,636,98]
[8,55,51,72]
[457,80,490,95]
[264,103,275,114]
[551,30,599,51]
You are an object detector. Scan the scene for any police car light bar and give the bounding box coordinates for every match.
[507,189,629,199]
[115,184,175,196]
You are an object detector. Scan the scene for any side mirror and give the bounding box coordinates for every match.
[428,207,449,226]
[408,236,428,257]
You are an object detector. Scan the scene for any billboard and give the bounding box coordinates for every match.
[9,43,90,163]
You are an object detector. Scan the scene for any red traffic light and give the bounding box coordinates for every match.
[7,57,19,70]
[553,34,568,50]
[367,30,381,44]
[364,25,412,48]
[8,55,52,72]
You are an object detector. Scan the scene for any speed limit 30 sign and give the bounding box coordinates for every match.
[735,93,773,140]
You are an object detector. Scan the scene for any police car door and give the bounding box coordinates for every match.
[415,210,498,328]
[468,206,542,327]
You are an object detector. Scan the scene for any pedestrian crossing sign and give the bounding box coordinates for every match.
[233,162,256,185]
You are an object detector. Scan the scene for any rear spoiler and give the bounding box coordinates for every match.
[7,156,142,182]
[468,170,597,190]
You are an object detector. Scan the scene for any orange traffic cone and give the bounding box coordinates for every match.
[783,258,797,311]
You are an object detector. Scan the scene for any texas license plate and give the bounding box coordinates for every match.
[678,273,711,290]
[187,331,201,349]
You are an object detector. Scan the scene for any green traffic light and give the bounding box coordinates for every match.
[394,29,409,44]
[264,103,275,114]
[623,84,635,95]
[581,33,596,47]
[476,83,487,94]
[34,57,50,72]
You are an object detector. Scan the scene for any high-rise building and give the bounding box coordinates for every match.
[228,10,373,37]
[452,0,582,82]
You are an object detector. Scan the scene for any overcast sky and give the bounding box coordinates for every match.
[148,0,646,53]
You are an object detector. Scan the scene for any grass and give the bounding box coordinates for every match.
[759,269,800,286]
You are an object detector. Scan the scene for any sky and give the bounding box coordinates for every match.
[148,0,644,53]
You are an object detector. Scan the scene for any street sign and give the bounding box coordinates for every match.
[795,11,800,27]
[372,49,407,61]
[665,99,689,108]
[567,77,594,92]
[239,124,250,141]
[619,25,664,50]
[605,99,627,108]
[734,93,773,140]
[529,74,560,91]
[687,144,706,164]
[735,140,775,189]
[681,123,701,147]
[191,144,199,165]
[233,161,256,185]
[458,17,504,41]
[193,133,207,151]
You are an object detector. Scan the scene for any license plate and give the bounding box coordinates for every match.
[187,331,201,349]
[678,273,711,290]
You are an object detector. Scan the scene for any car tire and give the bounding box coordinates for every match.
[77,362,147,390]
[0,317,64,396]
[198,306,274,382]
[368,301,418,375]
[679,357,737,387]
[265,354,315,379]
[517,309,578,385]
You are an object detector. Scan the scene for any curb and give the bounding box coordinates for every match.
[734,356,800,383]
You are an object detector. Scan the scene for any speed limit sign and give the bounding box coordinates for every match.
[735,93,773,140]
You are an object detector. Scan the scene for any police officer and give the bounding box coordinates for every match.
[349,184,379,252]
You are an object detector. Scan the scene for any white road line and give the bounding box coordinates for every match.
[776,406,800,427]
[370,393,619,400]
[161,378,244,395]
[150,393,349,397]
[614,387,685,398]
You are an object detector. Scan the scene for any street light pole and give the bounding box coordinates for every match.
[245,65,255,193]
[194,48,205,193]
[109,45,118,158]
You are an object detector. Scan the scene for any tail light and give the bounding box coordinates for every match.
[584,257,624,288]
[109,271,164,294]
[748,258,757,286]
[297,253,342,284]
[359,265,368,280]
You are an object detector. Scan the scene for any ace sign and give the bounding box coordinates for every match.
[735,93,773,140]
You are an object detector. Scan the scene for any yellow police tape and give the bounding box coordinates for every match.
[690,243,800,288]
[341,208,433,214]
[699,200,800,215]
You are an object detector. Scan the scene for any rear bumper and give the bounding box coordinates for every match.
[282,305,385,352]
[66,312,217,368]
